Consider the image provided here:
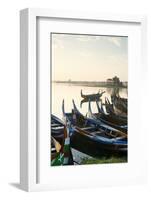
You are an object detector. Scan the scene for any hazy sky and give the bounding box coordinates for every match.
[51,33,128,82]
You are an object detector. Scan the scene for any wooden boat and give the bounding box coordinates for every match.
[111,95,127,114]
[97,99,127,124]
[81,89,105,100]
[89,101,127,133]
[62,100,127,157]
[104,97,127,119]
[72,99,127,137]
[80,98,101,108]
[51,125,74,166]
[104,97,114,113]
[51,114,64,143]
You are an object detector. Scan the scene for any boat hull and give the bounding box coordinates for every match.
[70,130,127,158]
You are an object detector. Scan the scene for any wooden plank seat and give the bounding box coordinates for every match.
[51,123,61,127]
[81,127,94,131]
[51,126,64,130]
[90,131,102,135]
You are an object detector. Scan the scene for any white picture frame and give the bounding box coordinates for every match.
[20,8,147,192]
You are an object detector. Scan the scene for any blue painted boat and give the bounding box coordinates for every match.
[62,100,127,157]
[51,114,65,143]
[87,100,127,133]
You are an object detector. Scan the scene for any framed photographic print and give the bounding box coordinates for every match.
[20,8,147,191]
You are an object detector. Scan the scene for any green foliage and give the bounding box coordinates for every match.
[81,156,127,165]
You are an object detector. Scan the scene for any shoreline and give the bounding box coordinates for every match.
[53,81,128,88]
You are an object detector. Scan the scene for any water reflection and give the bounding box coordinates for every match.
[52,83,128,119]
[80,98,101,108]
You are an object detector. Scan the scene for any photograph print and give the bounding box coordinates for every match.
[51,33,128,166]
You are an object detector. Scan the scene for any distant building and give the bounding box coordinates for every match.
[112,76,120,84]
[107,78,114,84]
[106,76,121,86]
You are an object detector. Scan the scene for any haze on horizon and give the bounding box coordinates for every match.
[51,33,128,82]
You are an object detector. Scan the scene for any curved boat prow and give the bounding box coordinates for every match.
[105,97,108,104]
[81,89,84,98]
[106,97,111,105]
[96,99,106,114]
[100,99,105,113]
[96,100,101,113]
[88,100,93,117]
[72,99,80,113]
[72,99,76,110]
[102,91,105,95]
[62,99,65,116]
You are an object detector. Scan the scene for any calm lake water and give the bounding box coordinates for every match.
[52,83,128,119]
[51,83,128,164]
